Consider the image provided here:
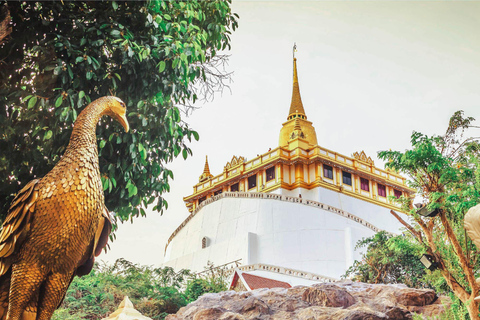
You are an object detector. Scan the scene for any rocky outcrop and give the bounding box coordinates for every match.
[166,281,450,320]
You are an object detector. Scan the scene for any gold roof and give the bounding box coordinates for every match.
[287,58,306,120]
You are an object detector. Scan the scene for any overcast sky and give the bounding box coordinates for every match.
[102,1,480,266]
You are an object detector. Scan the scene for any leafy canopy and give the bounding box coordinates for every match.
[0,1,238,223]
[344,231,429,289]
[378,111,480,318]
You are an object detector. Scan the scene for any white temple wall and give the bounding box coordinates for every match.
[164,196,378,278]
[277,186,408,234]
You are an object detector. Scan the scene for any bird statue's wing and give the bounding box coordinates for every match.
[75,205,113,277]
[465,204,480,251]
[95,205,113,257]
[0,179,40,277]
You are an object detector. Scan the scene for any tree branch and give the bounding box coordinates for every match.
[390,210,424,244]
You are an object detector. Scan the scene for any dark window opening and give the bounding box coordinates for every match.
[323,165,333,180]
[266,167,275,182]
[202,237,207,249]
[248,175,257,189]
[394,189,402,199]
[230,183,239,192]
[198,196,206,204]
[342,171,352,185]
[378,184,386,197]
[214,189,222,196]
[360,178,370,192]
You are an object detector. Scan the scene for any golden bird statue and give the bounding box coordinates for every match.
[0,96,129,320]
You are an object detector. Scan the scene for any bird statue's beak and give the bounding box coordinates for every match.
[117,114,129,133]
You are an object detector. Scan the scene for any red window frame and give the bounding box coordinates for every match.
[323,165,333,179]
[360,178,369,192]
[377,184,386,197]
[248,175,257,189]
[394,189,402,199]
[266,167,275,182]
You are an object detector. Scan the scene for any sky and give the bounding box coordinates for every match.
[102,1,480,266]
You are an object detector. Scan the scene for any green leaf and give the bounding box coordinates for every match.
[79,90,85,99]
[102,177,109,191]
[192,131,200,141]
[55,95,63,108]
[28,96,37,109]
[182,149,188,160]
[128,184,138,198]
[99,140,106,149]
[172,58,179,69]
[111,176,117,188]
[44,130,53,140]
[158,61,166,73]
[75,56,83,63]
[112,1,118,10]
[54,66,62,75]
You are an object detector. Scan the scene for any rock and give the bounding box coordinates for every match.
[218,312,246,320]
[192,307,225,320]
[340,309,387,320]
[167,282,450,320]
[393,288,437,306]
[302,284,356,308]
[384,306,412,320]
[238,296,270,318]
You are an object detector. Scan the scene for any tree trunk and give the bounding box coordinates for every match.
[466,298,479,320]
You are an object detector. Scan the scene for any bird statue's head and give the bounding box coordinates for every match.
[104,96,129,132]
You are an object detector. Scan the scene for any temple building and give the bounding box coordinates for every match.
[163,55,414,281]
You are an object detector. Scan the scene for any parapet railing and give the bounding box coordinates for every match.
[231,263,338,283]
[165,191,384,253]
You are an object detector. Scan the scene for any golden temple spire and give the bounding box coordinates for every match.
[279,45,318,148]
[199,156,213,182]
[288,43,306,121]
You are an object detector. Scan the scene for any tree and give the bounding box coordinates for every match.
[344,231,430,289]
[184,262,228,302]
[0,1,238,223]
[378,111,480,319]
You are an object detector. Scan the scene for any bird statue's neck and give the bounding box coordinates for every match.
[64,101,109,159]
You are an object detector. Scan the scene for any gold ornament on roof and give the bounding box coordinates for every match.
[0,96,129,320]
[353,151,374,165]
[199,156,213,182]
[224,155,246,170]
[289,117,305,140]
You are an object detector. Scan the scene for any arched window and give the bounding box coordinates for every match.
[202,237,207,249]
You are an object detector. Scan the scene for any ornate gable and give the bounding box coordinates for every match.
[224,156,246,170]
[353,151,374,165]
